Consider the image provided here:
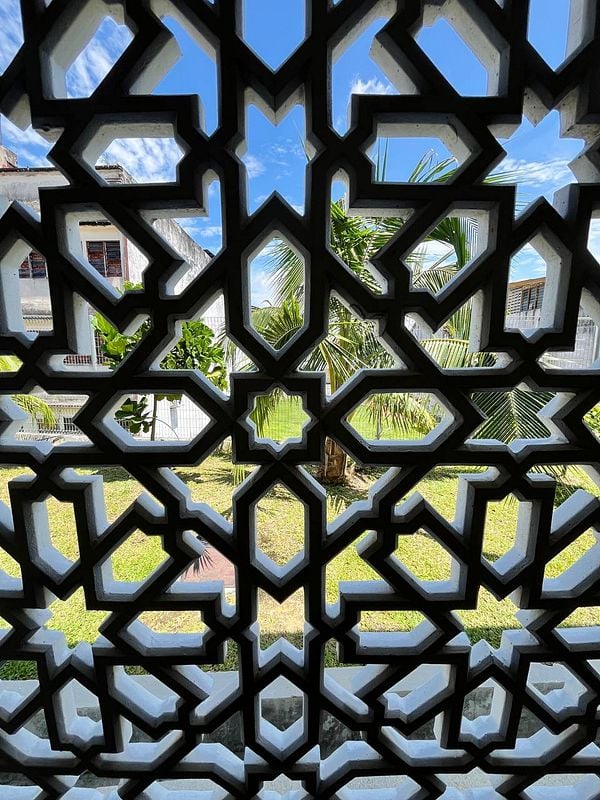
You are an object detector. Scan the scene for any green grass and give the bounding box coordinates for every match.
[0,456,599,678]
[259,397,422,443]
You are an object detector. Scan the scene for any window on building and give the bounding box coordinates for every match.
[19,251,48,278]
[520,284,544,312]
[85,240,122,277]
[62,416,78,433]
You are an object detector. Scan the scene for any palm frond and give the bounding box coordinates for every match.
[13,394,57,428]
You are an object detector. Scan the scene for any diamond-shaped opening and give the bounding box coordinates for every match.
[40,3,131,98]
[248,389,311,448]
[152,15,219,134]
[331,13,398,135]
[366,120,470,183]
[407,209,490,294]
[109,391,211,444]
[248,233,306,345]
[260,677,304,732]
[393,532,454,582]
[109,530,170,583]
[527,0,575,69]
[253,482,305,569]
[137,610,206,635]
[241,103,310,213]
[242,0,305,69]
[64,16,132,98]
[470,389,555,444]
[258,588,304,651]
[345,391,448,443]
[416,16,492,95]
[48,590,109,648]
[455,588,521,649]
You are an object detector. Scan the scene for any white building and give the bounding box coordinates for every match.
[0,145,224,441]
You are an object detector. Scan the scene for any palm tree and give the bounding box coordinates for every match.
[0,355,56,428]
[250,155,550,483]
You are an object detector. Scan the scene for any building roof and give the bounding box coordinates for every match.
[507,276,546,290]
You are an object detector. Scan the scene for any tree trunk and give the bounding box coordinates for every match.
[317,437,348,484]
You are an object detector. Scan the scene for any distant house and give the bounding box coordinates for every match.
[506,277,545,315]
[0,144,217,326]
[0,145,224,441]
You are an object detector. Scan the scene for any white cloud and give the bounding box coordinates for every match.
[66,20,132,97]
[0,0,23,75]
[197,225,223,238]
[99,137,184,182]
[350,77,394,95]
[250,266,275,307]
[498,156,573,188]
[243,154,266,178]
[0,115,52,167]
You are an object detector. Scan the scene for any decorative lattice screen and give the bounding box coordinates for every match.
[1,1,600,797]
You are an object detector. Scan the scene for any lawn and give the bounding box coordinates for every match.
[0,453,598,678]
[253,396,425,443]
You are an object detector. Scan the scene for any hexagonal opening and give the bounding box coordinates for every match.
[505,232,572,339]
[253,482,306,575]
[108,391,211,445]
[81,120,186,184]
[345,391,449,444]
[247,233,307,346]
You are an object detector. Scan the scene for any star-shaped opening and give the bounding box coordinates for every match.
[247,386,311,451]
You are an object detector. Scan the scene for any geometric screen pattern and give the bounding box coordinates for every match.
[1,1,600,797]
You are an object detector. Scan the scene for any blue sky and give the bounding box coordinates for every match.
[0,0,594,303]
